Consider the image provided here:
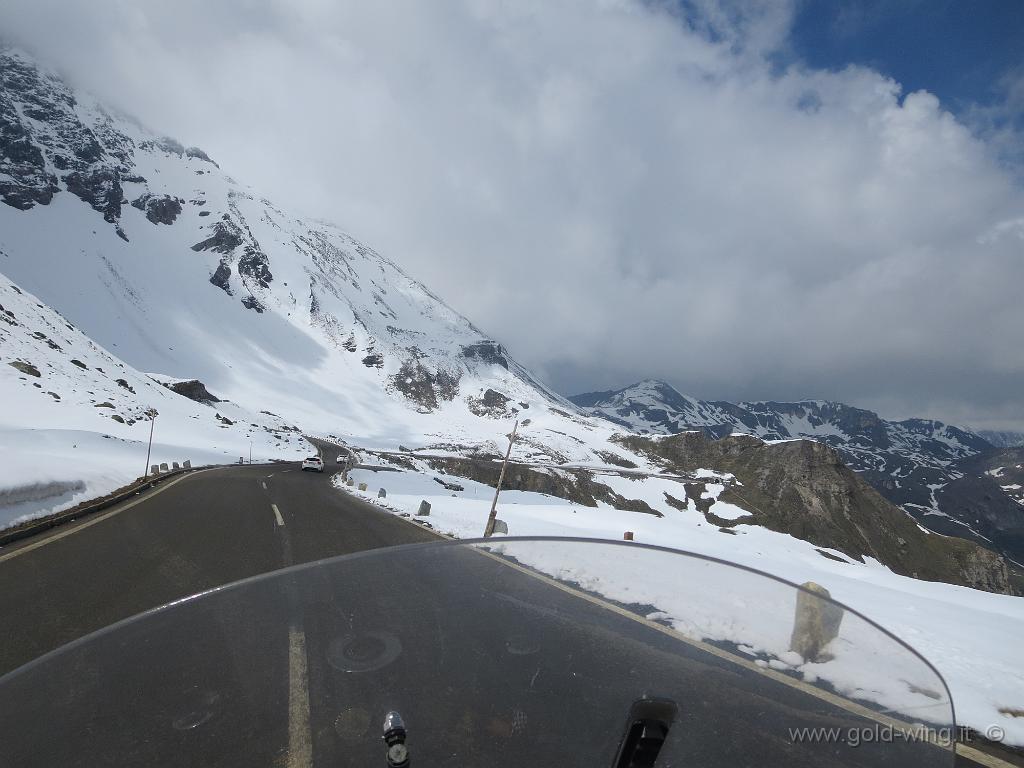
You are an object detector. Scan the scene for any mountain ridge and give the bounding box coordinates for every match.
[570,379,1024,564]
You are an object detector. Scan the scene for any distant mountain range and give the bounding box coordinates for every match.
[571,380,1024,565]
[977,430,1024,448]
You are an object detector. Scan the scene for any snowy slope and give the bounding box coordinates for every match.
[979,430,1024,448]
[0,272,307,528]
[0,46,614,455]
[0,45,651,524]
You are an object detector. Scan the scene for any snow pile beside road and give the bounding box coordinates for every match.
[337,466,1024,747]
[0,275,308,529]
[0,429,243,529]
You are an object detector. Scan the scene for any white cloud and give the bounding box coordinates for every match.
[2,0,1022,428]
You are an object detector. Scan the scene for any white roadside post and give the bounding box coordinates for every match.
[484,420,519,537]
[143,408,158,479]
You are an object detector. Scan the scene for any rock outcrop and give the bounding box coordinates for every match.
[617,431,1015,594]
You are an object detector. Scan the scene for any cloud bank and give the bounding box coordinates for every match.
[2,0,1022,429]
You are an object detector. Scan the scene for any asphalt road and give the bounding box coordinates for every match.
[0,443,1011,767]
[0,450,435,676]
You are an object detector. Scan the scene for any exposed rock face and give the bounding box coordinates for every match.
[462,341,510,369]
[192,213,272,298]
[0,47,215,247]
[8,360,40,377]
[131,193,183,225]
[160,378,220,404]
[594,450,638,469]
[0,81,58,209]
[209,263,232,294]
[192,220,243,254]
[0,49,131,227]
[238,245,273,289]
[241,295,265,313]
[571,380,1004,549]
[468,388,514,417]
[185,146,218,166]
[425,456,661,516]
[934,447,1024,564]
[617,431,1015,594]
[391,359,460,412]
[64,168,123,223]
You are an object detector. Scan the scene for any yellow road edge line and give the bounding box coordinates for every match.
[0,470,209,564]
[286,622,312,768]
[474,548,1018,766]
[955,743,1020,768]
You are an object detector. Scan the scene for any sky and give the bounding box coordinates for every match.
[1,0,1023,431]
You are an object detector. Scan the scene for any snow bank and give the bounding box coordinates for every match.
[0,428,302,530]
[337,466,1024,747]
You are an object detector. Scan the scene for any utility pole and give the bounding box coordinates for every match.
[484,420,518,537]
[249,440,253,465]
[143,409,158,478]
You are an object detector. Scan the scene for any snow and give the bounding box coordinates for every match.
[338,465,1024,747]
[0,275,308,527]
[485,540,955,726]
[0,429,248,529]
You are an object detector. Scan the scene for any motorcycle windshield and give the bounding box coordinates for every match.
[0,538,955,767]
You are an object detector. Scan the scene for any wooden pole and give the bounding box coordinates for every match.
[143,411,156,478]
[484,420,518,537]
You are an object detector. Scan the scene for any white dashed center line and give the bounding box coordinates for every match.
[272,504,284,526]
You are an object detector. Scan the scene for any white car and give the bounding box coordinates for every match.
[301,456,324,473]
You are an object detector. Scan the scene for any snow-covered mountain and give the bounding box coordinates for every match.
[571,380,1024,563]
[0,271,309,527]
[0,44,644,522]
[978,430,1024,448]
[0,45,617,457]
